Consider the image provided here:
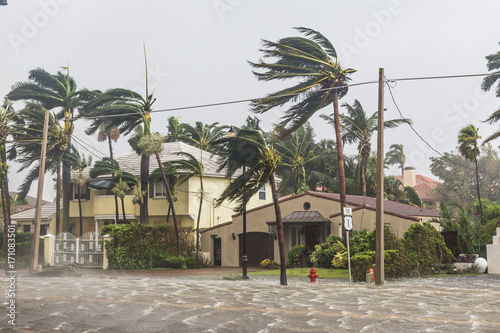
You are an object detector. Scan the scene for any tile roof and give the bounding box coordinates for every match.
[11,201,60,222]
[394,174,441,200]
[82,142,237,180]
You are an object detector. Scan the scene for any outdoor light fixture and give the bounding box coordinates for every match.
[0,0,8,6]
[232,232,236,240]
[227,125,236,138]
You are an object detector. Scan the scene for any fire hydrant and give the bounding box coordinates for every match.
[308,266,318,282]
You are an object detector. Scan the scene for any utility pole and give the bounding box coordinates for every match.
[30,109,49,272]
[375,68,385,285]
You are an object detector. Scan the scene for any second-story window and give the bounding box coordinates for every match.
[259,184,266,200]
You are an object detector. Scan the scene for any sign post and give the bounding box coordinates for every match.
[343,207,353,284]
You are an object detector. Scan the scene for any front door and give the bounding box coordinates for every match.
[305,225,321,252]
[213,235,221,266]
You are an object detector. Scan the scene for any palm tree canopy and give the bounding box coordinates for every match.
[249,27,356,138]
[385,144,406,166]
[183,121,229,154]
[482,42,500,98]
[217,129,279,212]
[168,152,204,185]
[458,124,481,161]
[165,116,188,143]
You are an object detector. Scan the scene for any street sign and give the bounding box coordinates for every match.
[344,215,353,231]
[343,207,352,216]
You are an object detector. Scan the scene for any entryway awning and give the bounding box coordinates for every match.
[266,210,331,225]
[89,180,113,190]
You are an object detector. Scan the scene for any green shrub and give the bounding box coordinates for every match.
[159,254,210,269]
[350,249,406,281]
[102,223,171,269]
[310,234,343,268]
[351,252,375,281]
[287,245,311,267]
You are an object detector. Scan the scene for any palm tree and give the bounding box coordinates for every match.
[137,132,182,254]
[8,67,96,232]
[323,100,411,196]
[217,128,287,285]
[183,121,229,155]
[0,99,23,275]
[168,152,205,259]
[385,144,406,175]
[89,157,137,223]
[273,123,332,195]
[482,44,500,145]
[165,116,188,143]
[64,146,92,236]
[14,103,68,233]
[249,27,355,236]
[458,124,484,221]
[97,124,121,224]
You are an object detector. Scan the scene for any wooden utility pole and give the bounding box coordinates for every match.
[30,109,49,272]
[375,68,385,285]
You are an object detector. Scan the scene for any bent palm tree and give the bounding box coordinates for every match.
[217,129,287,285]
[385,144,406,175]
[458,124,484,222]
[249,27,355,236]
[482,44,500,144]
[8,67,96,231]
[323,99,411,196]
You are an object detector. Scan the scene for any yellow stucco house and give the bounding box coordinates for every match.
[13,142,273,236]
[201,191,442,267]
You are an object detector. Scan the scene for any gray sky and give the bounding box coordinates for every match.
[1,0,500,201]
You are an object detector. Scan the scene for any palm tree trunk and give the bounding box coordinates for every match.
[140,154,149,224]
[270,172,287,286]
[62,139,71,232]
[195,190,203,260]
[56,163,61,234]
[1,145,12,275]
[332,90,347,240]
[155,151,181,254]
[361,157,366,196]
[78,186,83,237]
[473,150,484,223]
[107,135,120,224]
[121,196,127,223]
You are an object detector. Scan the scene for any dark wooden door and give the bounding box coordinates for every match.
[214,235,221,266]
[239,232,273,267]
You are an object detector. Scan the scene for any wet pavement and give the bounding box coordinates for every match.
[2,270,500,332]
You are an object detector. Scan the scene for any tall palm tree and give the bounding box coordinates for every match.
[169,152,205,259]
[0,100,23,275]
[482,44,500,145]
[89,157,137,224]
[273,123,332,195]
[64,146,92,236]
[249,27,355,236]
[183,121,229,155]
[165,116,188,143]
[385,144,406,175]
[217,129,287,285]
[323,100,411,196]
[8,67,96,232]
[97,123,121,224]
[458,124,484,221]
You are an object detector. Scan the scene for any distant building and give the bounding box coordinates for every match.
[395,167,442,208]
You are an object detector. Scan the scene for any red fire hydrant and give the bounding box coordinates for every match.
[308,266,318,282]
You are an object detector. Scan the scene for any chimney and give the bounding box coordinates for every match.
[403,167,416,187]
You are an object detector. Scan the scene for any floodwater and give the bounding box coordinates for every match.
[2,272,500,332]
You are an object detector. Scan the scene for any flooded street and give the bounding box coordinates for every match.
[2,272,500,332]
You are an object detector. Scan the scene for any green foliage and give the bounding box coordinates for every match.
[310,234,343,268]
[102,223,171,269]
[287,245,311,268]
[402,223,452,274]
[0,232,41,268]
[260,258,280,269]
[350,250,406,281]
[158,254,210,269]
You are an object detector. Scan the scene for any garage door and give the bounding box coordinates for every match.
[239,232,274,267]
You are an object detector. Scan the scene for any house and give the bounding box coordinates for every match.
[200,190,442,267]
[394,167,442,208]
[18,141,273,236]
[11,201,59,235]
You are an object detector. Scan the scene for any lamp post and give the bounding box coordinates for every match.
[226,126,249,279]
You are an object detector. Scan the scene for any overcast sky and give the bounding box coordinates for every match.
[1,0,500,201]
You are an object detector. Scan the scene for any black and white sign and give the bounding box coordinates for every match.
[344,216,353,231]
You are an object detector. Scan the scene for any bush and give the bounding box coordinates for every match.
[159,254,210,269]
[102,223,171,269]
[260,258,280,269]
[310,234,343,268]
[0,232,37,269]
[287,245,311,268]
[350,249,406,281]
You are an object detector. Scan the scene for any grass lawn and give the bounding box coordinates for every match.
[249,268,349,280]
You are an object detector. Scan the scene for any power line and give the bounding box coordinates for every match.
[387,72,500,83]
[384,76,475,171]
[72,135,108,160]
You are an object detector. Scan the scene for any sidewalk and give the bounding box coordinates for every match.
[75,266,265,278]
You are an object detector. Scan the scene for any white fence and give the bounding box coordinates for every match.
[52,232,104,268]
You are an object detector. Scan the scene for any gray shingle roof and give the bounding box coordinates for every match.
[11,201,60,222]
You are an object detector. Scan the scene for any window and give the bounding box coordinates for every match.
[259,184,266,200]
[23,224,31,233]
[73,183,88,200]
[290,227,301,248]
[154,181,167,198]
